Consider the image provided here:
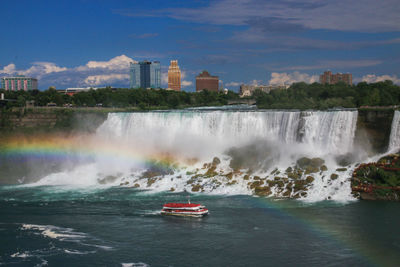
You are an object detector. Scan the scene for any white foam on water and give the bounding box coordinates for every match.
[64,249,95,255]
[10,252,31,258]
[21,224,87,241]
[121,263,150,267]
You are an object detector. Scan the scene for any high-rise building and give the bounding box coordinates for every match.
[130,61,161,89]
[319,71,352,85]
[168,60,181,91]
[129,62,140,89]
[1,75,38,91]
[196,70,219,92]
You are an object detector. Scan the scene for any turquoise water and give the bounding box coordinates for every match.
[0,186,399,266]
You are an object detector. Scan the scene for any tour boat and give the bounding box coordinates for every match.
[161,201,209,217]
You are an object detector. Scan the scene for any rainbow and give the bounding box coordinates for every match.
[0,135,183,169]
[253,197,397,266]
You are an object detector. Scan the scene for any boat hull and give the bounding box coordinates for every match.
[161,210,209,217]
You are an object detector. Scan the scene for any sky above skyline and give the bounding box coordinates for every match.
[1,0,400,90]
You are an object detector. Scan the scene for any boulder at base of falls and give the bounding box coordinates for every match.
[212,157,221,166]
[142,171,162,179]
[147,178,157,187]
[293,180,307,192]
[98,175,118,184]
[205,166,218,177]
[191,184,203,192]
[306,176,314,183]
[330,173,339,180]
[296,157,325,169]
[249,180,264,189]
[335,153,356,167]
[296,157,311,168]
[305,166,319,174]
[226,143,275,171]
[254,186,271,196]
[227,180,237,186]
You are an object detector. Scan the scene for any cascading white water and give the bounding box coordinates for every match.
[298,111,358,154]
[35,109,360,202]
[388,110,400,152]
[97,110,357,157]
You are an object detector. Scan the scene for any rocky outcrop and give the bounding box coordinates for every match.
[355,109,394,153]
[352,153,400,201]
[0,107,108,133]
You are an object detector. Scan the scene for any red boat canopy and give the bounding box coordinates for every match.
[163,203,201,208]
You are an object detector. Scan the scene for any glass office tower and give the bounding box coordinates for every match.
[130,61,161,89]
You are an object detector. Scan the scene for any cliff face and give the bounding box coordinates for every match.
[0,108,109,185]
[355,109,394,154]
[0,108,108,134]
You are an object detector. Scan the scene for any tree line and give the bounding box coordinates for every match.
[254,80,400,109]
[1,80,399,110]
[0,87,239,109]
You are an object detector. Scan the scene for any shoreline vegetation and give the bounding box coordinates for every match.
[0,80,399,111]
[352,153,400,201]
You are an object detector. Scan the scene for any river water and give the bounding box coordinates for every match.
[1,187,399,266]
[1,109,400,266]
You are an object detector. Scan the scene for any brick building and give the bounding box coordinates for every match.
[319,71,352,85]
[196,70,219,92]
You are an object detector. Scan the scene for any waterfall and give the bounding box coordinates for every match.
[34,109,360,202]
[388,110,400,151]
[97,110,358,156]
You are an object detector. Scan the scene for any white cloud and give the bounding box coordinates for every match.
[250,79,263,86]
[84,74,130,86]
[0,62,68,78]
[226,81,242,87]
[22,62,68,78]
[0,55,137,88]
[78,54,135,71]
[269,72,318,85]
[273,59,382,71]
[181,80,192,87]
[161,72,168,85]
[361,74,400,84]
[0,63,17,74]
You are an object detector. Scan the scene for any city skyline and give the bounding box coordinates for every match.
[0,0,399,90]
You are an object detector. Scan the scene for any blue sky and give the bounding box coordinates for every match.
[1,0,400,90]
